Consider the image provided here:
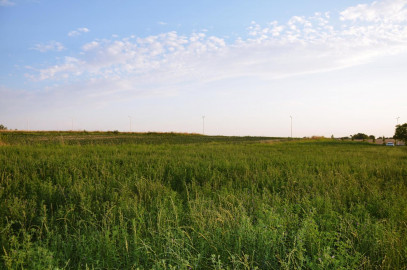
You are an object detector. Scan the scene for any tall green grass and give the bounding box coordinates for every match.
[0,132,406,269]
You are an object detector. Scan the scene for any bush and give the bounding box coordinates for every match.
[352,133,368,140]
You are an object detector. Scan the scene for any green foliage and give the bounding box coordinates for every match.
[0,131,281,146]
[0,124,7,130]
[394,123,407,144]
[352,133,369,140]
[1,132,406,269]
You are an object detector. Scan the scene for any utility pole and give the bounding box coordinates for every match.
[395,116,400,146]
[128,116,132,132]
[290,116,293,138]
[202,116,205,135]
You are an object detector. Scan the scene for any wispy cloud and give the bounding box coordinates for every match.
[68,27,90,37]
[25,0,407,99]
[31,41,65,52]
[26,56,85,81]
[82,41,99,51]
[0,0,15,6]
[340,0,407,22]
[158,21,167,26]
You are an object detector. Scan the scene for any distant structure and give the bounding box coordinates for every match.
[128,116,132,132]
[290,116,293,138]
[202,116,205,135]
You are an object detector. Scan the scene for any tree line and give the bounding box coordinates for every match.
[345,123,407,145]
[1,123,407,144]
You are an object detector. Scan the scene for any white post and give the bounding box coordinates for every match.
[202,116,205,135]
[128,116,132,132]
[290,116,293,138]
[395,117,400,146]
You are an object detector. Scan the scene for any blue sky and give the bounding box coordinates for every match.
[1,0,406,137]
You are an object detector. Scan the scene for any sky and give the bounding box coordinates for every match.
[1,0,407,137]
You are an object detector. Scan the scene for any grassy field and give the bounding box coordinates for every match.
[0,132,406,269]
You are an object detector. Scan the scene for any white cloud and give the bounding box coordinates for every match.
[340,0,407,22]
[25,0,407,98]
[68,27,90,37]
[0,0,15,6]
[31,41,65,52]
[82,41,99,51]
[28,57,85,81]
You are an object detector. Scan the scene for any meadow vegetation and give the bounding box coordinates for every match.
[0,132,406,269]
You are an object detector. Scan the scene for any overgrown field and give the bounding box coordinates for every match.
[0,132,406,269]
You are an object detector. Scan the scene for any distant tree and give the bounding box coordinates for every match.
[0,124,7,130]
[394,123,407,145]
[369,135,375,143]
[331,134,334,139]
[352,133,369,141]
[382,135,386,145]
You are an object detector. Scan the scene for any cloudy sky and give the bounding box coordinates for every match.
[1,0,406,137]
